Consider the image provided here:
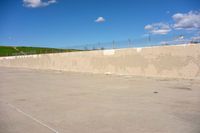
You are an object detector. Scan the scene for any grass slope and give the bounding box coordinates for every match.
[0,46,81,57]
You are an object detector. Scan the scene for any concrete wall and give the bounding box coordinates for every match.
[0,44,200,79]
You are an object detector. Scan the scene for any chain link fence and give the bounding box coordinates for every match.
[65,34,200,50]
[1,34,200,57]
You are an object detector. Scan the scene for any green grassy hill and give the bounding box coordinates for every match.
[0,46,81,57]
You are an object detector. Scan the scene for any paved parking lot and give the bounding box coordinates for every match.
[0,67,200,133]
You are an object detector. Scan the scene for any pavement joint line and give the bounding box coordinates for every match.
[5,102,59,133]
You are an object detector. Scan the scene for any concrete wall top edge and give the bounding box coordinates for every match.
[0,43,199,58]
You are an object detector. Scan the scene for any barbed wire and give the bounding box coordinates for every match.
[64,35,200,50]
[2,34,200,57]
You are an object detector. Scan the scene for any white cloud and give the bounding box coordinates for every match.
[172,11,200,30]
[144,23,171,35]
[95,17,105,23]
[159,38,190,45]
[23,0,56,8]
[144,25,153,30]
[191,36,200,41]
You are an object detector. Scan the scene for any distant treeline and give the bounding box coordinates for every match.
[0,46,82,57]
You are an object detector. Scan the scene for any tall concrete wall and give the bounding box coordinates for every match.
[0,44,200,79]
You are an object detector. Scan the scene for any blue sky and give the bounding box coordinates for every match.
[0,0,200,48]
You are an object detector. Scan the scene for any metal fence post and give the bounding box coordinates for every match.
[112,40,115,49]
[128,39,132,48]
